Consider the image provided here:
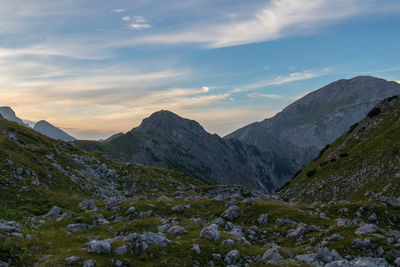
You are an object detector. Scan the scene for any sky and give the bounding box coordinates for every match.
[1,0,400,140]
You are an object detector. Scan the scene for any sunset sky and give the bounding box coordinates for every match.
[1,0,399,139]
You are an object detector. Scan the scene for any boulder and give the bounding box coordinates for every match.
[171,205,184,213]
[287,225,306,240]
[262,248,284,264]
[192,244,201,254]
[221,239,235,247]
[67,223,88,233]
[380,196,400,207]
[167,226,187,235]
[83,259,96,267]
[65,256,80,265]
[115,244,128,255]
[355,224,378,235]
[224,249,240,265]
[85,240,111,254]
[221,205,241,221]
[125,206,136,215]
[141,232,171,247]
[200,224,220,241]
[257,214,268,225]
[350,257,389,266]
[79,200,97,211]
[43,206,62,218]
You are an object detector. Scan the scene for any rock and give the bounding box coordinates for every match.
[294,253,319,266]
[125,206,136,215]
[79,200,97,211]
[141,232,171,247]
[171,205,184,213]
[192,244,201,254]
[368,213,377,222]
[67,223,88,233]
[43,206,62,218]
[10,232,24,238]
[262,248,284,264]
[287,225,306,240]
[355,224,378,235]
[380,196,400,207]
[326,234,344,241]
[352,238,374,250]
[65,256,80,265]
[394,257,400,267]
[225,199,238,207]
[190,218,206,226]
[335,218,353,227]
[115,244,128,255]
[242,197,254,205]
[0,261,8,267]
[167,226,187,235]
[224,249,240,265]
[200,224,220,241]
[97,163,108,173]
[221,205,241,221]
[15,167,23,175]
[221,239,235,247]
[258,214,268,225]
[83,259,96,267]
[0,220,22,233]
[106,200,122,210]
[317,247,343,263]
[97,218,110,226]
[350,257,389,266]
[85,240,111,254]
[211,217,225,226]
[324,260,352,267]
[158,224,171,233]
[138,210,153,217]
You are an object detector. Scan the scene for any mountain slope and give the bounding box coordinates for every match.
[226,76,400,187]
[76,110,279,192]
[0,106,27,126]
[279,95,400,202]
[33,120,76,142]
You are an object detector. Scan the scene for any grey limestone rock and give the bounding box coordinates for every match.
[221,205,241,221]
[224,249,240,265]
[200,224,220,241]
[261,248,284,264]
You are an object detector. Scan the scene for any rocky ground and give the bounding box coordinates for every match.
[1,109,400,266]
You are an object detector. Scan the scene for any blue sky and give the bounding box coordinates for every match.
[0,0,399,139]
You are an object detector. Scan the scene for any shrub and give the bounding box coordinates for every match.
[367,107,381,118]
[306,169,316,177]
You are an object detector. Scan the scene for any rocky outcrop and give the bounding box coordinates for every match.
[33,120,76,142]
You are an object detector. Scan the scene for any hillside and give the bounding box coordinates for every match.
[226,76,400,187]
[76,110,279,192]
[279,95,400,203]
[1,112,400,266]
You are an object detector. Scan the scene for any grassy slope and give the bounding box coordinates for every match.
[279,96,400,203]
[1,117,400,266]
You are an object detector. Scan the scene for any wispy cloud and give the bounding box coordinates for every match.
[248,93,281,99]
[112,9,126,13]
[129,23,151,30]
[130,0,400,48]
[232,67,331,93]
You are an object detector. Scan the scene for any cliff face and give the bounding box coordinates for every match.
[226,76,400,186]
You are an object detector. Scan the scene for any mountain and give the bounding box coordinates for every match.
[76,110,279,192]
[1,115,400,266]
[0,106,28,126]
[33,120,76,142]
[226,76,400,187]
[279,94,400,202]
[106,132,124,141]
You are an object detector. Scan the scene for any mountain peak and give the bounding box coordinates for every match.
[33,120,76,142]
[0,106,28,126]
[133,110,205,134]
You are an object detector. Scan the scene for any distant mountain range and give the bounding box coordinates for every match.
[0,107,76,142]
[76,76,400,191]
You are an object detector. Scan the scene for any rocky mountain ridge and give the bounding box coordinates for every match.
[226,76,400,187]
[77,110,279,192]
